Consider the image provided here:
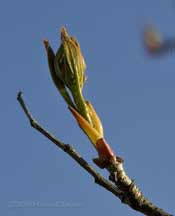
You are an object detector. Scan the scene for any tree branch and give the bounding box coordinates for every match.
[17,91,172,216]
[17,92,122,196]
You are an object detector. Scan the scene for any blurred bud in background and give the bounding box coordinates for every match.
[143,25,175,55]
[143,26,163,53]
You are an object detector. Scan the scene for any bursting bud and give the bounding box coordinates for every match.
[44,27,91,123]
[54,27,91,123]
[54,26,86,92]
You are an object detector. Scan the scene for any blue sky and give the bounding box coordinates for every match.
[1,0,175,215]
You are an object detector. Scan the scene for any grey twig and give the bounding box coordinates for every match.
[17,91,173,216]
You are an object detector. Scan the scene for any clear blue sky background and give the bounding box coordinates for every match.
[1,0,175,215]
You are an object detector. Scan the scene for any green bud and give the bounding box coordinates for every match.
[43,39,75,108]
[54,27,92,124]
[54,26,86,92]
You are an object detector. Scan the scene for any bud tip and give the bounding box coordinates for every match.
[60,26,69,41]
[43,39,49,49]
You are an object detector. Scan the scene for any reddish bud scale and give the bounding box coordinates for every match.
[96,138,115,160]
[94,138,124,168]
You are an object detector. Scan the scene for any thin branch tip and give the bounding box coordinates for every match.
[17,91,23,100]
